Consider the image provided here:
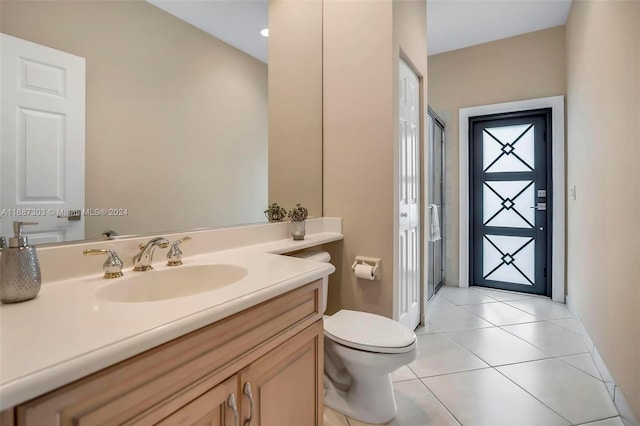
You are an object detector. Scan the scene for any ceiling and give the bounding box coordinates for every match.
[427,0,573,56]
[147,0,268,63]
[148,0,572,63]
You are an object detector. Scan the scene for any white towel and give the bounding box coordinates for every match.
[429,204,441,242]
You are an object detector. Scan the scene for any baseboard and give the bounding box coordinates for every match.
[566,295,639,426]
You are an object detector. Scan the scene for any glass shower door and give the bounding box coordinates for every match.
[427,108,445,301]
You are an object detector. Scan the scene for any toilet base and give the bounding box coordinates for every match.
[324,373,397,424]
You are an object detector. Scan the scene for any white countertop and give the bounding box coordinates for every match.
[0,232,340,410]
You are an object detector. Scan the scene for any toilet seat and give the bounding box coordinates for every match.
[324,310,416,354]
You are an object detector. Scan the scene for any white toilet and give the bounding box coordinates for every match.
[292,251,418,424]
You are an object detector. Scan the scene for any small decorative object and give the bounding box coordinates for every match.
[264,203,287,222]
[288,203,308,240]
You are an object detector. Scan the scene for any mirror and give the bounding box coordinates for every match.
[0,0,322,245]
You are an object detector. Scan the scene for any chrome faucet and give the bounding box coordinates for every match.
[133,237,169,271]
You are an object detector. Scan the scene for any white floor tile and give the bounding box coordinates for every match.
[497,358,618,424]
[415,322,441,334]
[439,286,497,305]
[577,417,626,426]
[325,287,622,425]
[550,318,585,335]
[560,353,602,380]
[391,365,418,382]
[502,321,588,356]
[429,297,468,317]
[408,333,489,378]
[428,310,494,333]
[505,298,573,320]
[324,406,350,426]
[461,301,542,326]
[347,380,460,426]
[423,368,570,426]
[472,287,540,301]
[447,327,551,366]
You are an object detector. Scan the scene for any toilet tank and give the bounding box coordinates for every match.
[290,250,331,313]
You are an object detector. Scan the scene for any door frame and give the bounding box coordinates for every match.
[459,96,565,303]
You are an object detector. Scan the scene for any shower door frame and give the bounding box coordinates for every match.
[427,107,446,301]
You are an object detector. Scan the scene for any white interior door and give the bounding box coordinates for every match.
[397,59,420,330]
[1,33,85,244]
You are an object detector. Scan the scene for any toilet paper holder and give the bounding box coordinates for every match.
[351,256,381,280]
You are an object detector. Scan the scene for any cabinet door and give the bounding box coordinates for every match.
[240,322,323,426]
[156,376,239,426]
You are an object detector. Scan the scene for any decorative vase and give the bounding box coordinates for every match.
[291,220,306,240]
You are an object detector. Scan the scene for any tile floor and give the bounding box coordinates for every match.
[324,286,623,426]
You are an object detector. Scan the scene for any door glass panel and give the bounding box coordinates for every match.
[483,124,534,173]
[483,180,534,228]
[483,235,535,285]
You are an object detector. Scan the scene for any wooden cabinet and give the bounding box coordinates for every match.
[156,376,238,426]
[1,280,323,426]
[239,322,323,426]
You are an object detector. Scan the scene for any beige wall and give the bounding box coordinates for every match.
[324,0,427,318]
[427,27,566,285]
[1,1,268,239]
[268,0,323,218]
[565,0,640,419]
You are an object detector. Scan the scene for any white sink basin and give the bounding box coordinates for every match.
[96,264,248,303]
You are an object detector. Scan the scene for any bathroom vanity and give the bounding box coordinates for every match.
[4,281,323,425]
[0,219,342,426]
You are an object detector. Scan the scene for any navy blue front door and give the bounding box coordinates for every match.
[470,109,552,296]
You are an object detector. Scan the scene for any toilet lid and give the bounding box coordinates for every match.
[324,310,417,354]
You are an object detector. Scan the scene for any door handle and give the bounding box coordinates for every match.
[243,382,254,426]
[529,203,547,211]
[227,393,239,426]
[57,209,82,221]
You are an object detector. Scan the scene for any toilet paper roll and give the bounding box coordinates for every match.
[354,264,375,280]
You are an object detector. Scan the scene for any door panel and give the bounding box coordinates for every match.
[470,110,551,295]
[398,59,420,330]
[0,33,85,243]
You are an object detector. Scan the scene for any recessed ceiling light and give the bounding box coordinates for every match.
[260,28,269,38]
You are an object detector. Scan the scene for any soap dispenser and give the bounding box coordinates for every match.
[0,222,42,304]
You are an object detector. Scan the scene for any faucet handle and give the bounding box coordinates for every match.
[167,236,191,266]
[83,249,124,279]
